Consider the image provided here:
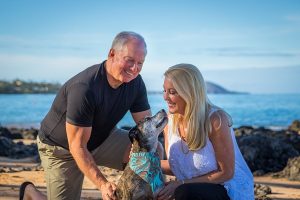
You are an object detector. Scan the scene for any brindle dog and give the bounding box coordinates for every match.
[115,109,168,200]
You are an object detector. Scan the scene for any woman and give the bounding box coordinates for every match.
[158,64,254,200]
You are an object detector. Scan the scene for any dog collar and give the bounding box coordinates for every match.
[129,152,164,195]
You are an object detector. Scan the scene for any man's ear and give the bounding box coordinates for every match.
[108,49,115,58]
[128,126,139,143]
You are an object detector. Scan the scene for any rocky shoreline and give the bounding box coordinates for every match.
[1,120,300,200]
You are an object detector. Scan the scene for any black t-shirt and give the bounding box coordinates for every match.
[38,61,150,151]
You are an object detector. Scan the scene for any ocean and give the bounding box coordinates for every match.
[0,93,299,129]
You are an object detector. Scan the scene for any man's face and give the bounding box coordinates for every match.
[109,40,146,84]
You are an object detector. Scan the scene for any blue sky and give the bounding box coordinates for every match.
[0,1,300,94]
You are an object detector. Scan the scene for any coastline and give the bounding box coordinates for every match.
[1,122,290,131]
[2,123,41,129]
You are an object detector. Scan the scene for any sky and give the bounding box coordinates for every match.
[0,1,300,94]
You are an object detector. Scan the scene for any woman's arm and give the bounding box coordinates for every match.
[161,160,174,175]
[183,110,235,184]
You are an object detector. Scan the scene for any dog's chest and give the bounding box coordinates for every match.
[116,152,164,200]
[129,152,164,193]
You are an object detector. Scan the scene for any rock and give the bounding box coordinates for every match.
[283,130,300,152]
[236,126,300,175]
[237,133,299,173]
[0,127,14,139]
[22,128,38,139]
[254,183,272,200]
[253,170,266,176]
[6,127,23,139]
[0,165,43,173]
[274,156,300,181]
[9,127,38,139]
[234,126,254,137]
[0,136,39,159]
[255,197,272,200]
[288,120,300,134]
[0,136,14,156]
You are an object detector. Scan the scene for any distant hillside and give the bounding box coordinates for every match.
[206,81,243,94]
[149,81,245,94]
[0,79,61,94]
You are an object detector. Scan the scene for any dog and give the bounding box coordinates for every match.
[115,109,168,200]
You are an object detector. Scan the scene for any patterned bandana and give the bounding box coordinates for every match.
[129,152,164,194]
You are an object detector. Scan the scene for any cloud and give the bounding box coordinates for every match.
[175,47,299,58]
[205,48,298,57]
[0,53,95,66]
[0,34,109,53]
[0,53,99,82]
[285,15,300,23]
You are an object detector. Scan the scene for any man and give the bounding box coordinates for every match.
[20,31,151,200]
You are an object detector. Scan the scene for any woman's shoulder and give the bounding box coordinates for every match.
[209,108,232,133]
[209,108,227,119]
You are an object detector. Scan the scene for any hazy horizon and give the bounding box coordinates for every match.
[1,1,300,94]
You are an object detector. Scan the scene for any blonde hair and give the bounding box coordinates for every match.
[164,63,231,150]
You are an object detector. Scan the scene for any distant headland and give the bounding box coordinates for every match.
[205,81,248,94]
[0,79,61,94]
[148,81,247,94]
[0,79,246,94]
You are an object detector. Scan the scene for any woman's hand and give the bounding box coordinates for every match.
[100,181,117,200]
[158,180,182,200]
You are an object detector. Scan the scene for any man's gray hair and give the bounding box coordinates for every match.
[111,31,147,54]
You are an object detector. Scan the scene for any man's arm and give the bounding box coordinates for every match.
[131,109,151,124]
[66,122,116,200]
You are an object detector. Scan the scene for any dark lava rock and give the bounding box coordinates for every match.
[288,120,300,134]
[273,156,300,181]
[254,183,272,200]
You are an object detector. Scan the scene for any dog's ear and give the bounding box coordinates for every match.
[128,126,139,143]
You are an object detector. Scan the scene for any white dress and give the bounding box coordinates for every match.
[167,109,254,200]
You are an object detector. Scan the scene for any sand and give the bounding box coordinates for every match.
[1,159,300,200]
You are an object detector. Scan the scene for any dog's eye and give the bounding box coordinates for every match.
[137,117,149,125]
[144,117,151,121]
[137,116,152,125]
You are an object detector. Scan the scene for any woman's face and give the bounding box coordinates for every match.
[163,77,186,115]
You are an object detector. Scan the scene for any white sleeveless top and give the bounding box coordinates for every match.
[167,108,254,200]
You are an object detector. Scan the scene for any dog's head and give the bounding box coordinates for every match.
[129,109,168,152]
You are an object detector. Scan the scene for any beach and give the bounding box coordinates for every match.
[1,122,300,199]
[1,161,300,200]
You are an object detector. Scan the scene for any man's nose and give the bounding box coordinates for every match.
[129,63,141,73]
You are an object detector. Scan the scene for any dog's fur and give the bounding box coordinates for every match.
[115,109,168,200]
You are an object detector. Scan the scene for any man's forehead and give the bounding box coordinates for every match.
[122,40,146,52]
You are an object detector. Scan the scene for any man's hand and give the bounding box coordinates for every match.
[100,181,117,200]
